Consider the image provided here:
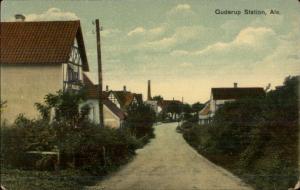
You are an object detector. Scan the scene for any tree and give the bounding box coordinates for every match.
[152,95,163,102]
[125,104,156,139]
[182,104,193,121]
[35,89,90,127]
[192,102,205,115]
[166,101,182,120]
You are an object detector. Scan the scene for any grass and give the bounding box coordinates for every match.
[179,122,298,190]
[0,167,99,190]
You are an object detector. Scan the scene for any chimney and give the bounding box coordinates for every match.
[234,82,238,88]
[15,14,25,22]
[106,85,109,91]
[147,80,151,100]
[123,85,126,92]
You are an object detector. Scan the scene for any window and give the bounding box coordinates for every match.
[68,66,79,82]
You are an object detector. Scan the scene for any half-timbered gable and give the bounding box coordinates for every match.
[108,92,121,108]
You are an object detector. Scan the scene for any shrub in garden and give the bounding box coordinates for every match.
[181,76,299,190]
[125,103,156,140]
[1,89,143,175]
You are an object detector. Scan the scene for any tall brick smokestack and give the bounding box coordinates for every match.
[147,80,151,100]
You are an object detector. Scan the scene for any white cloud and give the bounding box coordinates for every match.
[101,28,121,38]
[141,26,206,51]
[174,4,191,11]
[149,26,165,35]
[180,62,193,67]
[170,50,190,56]
[127,26,165,38]
[127,27,146,36]
[171,27,277,58]
[168,4,192,14]
[167,3,196,19]
[25,8,79,21]
[234,27,274,45]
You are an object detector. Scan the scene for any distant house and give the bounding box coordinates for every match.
[0,20,89,124]
[107,87,143,111]
[144,100,161,114]
[158,99,182,119]
[198,101,212,125]
[82,74,125,128]
[199,83,265,125]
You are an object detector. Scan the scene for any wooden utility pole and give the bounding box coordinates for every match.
[96,19,104,127]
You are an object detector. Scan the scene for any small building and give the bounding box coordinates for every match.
[199,83,265,124]
[144,100,161,114]
[0,20,89,124]
[107,87,143,112]
[82,74,125,128]
[198,101,212,125]
[158,99,182,119]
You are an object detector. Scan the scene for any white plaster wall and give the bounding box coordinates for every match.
[145,100,158,113]
[103,104,121,128]
[83,99,121,128]
[1,64,63,124]
[83,99,99,124]
[210,93,235,115]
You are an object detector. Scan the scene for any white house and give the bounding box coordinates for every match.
[82,74,125,128]
[144,100,160,114]
[106,87,143,112]
[199,83,265,125]
[198,101,212,125]
[0,20,89,124]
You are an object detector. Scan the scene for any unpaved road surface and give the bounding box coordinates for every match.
[88,123,253,190]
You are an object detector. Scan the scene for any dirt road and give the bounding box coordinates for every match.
[88,123,253,190]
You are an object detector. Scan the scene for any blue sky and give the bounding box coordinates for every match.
[2,0,300,103]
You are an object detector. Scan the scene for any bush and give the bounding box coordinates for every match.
[1,119,142,174]
[181,76,299,190]
[1,126,27,168]
[125,104,156,140]
[1,90,144,176]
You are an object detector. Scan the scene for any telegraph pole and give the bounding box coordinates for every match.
[95,19,104,127]
[0,0,2,22]
[0,0,2,126]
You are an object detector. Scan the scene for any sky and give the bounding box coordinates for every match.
[2,0,300,103]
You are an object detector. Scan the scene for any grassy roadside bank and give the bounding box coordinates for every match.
[178,76,299,190]
[178,122,298,190]
[1,90,157,190]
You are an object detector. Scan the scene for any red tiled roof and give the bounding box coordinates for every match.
[158,100,182,109]
[103,99,125,120]
[133,93,143,103]
[212,87,265,100]
[199,103,210,115]
[0,21,89,71]
[113,91,134,108]
[83,74,108,99]
[107,91,143,110]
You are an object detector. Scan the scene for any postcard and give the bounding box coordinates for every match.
[0,0,299,190]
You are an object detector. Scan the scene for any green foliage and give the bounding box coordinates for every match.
[191,102,205,114]
[181,75,299,190]
[1,126,27,168]
[152,95,163,101]
[1,90,144,176]
[1,168,87,190]
[35,89,89,127]
[125,103,156,140]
